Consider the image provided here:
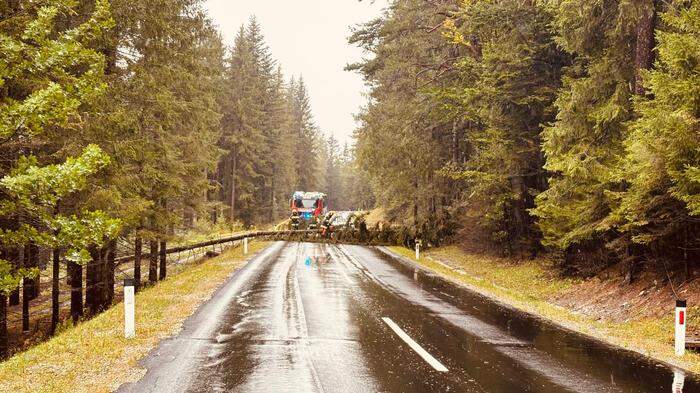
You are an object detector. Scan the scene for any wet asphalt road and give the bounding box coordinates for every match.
[119,242,699,393]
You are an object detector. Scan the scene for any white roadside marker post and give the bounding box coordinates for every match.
[124,278,135,339]
[415,239,420,261]
[244,237,249,255]
[673,369,685,393]
[675,299,687,356]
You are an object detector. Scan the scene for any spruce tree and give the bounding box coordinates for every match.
[613,0,700,274]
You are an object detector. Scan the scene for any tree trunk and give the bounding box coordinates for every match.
[270,173,276,223]
[0,294,6,359]
[27,244,39,300]
[413,174,419,230]
[149,240,158,283]
[105,240,116,307]
[8,287,19,307]
[183,209,194,229]
[86,246,104,315]
[210,167,219,224]
[451,122,459,163]
[85,248,96,312]
[21,244,29,332]
[634,0,659,95]
[509,176,529,249]
[68,261,83,323]
[230,150,237,221]
[8,248,19,307]
[134,237,142,292]
[50,247,60,335]
[159,240,167,280]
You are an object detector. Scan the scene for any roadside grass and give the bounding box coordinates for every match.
[0,241,269,393]
[389,245,700,374]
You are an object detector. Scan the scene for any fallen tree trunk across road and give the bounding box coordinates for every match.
[115,230,315,265]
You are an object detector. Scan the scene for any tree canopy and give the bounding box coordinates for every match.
[350,0,700,276]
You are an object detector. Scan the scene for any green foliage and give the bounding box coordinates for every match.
[613,0,700,245]
[0,263,36,297]
[83,0,225,233]
[533,0,641,251]
[0,145,120,293]
[350,0,568,252]
[0,0,113,141]
[353,0,699,270]
[350,0,458,228]
[2,144,110,210]
[214,19,323,225]
[289,77,324,192]
[0,1,118,294]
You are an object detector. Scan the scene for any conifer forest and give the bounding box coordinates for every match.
[1,1,700,389]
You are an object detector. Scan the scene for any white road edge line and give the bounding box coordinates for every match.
[381,317,449,373]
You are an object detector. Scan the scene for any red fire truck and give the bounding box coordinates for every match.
[290,191,327,229]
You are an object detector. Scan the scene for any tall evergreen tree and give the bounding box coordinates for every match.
[267,68,298,221]
[324,136,342,210]
[533,0,664,273]
[612,0,700,275]
[289,77,323,191]
[218,25,266,224]
[349,0,460,231]
[440,1,567,253]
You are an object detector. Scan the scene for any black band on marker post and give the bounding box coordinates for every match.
[677,299,687,308]
[124,278,134,288]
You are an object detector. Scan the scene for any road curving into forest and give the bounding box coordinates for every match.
[118,241,699,393]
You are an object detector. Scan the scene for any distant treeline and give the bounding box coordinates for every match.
[349,0,700,277]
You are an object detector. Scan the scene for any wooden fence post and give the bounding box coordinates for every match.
[134,237,142,292]
[159,240,167,280]
[21,244,29,332]
[149,241,158,283]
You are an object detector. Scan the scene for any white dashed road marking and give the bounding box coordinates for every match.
[381,317,449,372]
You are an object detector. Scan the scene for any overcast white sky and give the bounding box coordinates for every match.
[204,0,388,145]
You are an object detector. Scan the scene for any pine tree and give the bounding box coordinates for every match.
[437,1,567,253]
[532,0,662,273]
[267,68,298,220]
[289,77,323,191]
[218,25,266,225]
[349,0,458,231]
[78,0,225,297]
[324,136,342,210]
[612,0,700,275]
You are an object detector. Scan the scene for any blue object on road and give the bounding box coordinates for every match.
[305,256,312,266]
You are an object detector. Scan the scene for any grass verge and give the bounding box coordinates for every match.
[388,245,700,374]
[0,241,269,393]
